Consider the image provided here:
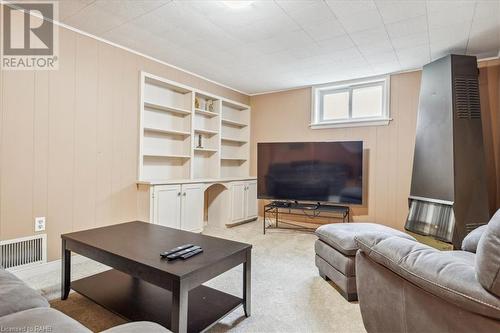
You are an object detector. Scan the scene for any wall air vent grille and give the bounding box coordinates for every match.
[0,234,47,270]
[454,77,481,119]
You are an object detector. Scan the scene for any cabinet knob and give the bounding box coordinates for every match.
[183,192,186,196]
[177,192,181,196]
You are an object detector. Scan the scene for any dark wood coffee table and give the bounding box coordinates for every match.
[61,221,251,333]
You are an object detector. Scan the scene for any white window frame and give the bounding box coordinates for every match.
[311,75,391,129]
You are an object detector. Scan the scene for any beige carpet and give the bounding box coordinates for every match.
[50,293,127,332]
[42,220,364,332]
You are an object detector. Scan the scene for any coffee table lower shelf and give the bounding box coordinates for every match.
[71,269,243,333]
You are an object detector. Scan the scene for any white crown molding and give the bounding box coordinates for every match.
[1,0,250,96]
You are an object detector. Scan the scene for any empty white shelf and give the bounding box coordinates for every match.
[221,157,247,161]
[144,102,191,116]
[221,118,247,128]
[143,153,191,159]
[195,108,218,118]
[144,127,191,137]
[194,128,218,136]
[221,137,247,144]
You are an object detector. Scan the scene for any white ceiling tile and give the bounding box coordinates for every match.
[326,0,377,17]
[328,47,366,63]
[62,3,128,35]
[365,50,399,65]
[430,41,467,60]
[275,0,322,13]
[429,23,469,46]
[426,0,476,14]
[358,41,395,56]
[248,30,315,55]
[337,9,384,33]
[375,0,426,24]
[59,0,95,20]
[350,27,389,46]
[391,33,429,50]
[385,15,428,39]
[427,1,475,29]
[397,45,430,63]
[94,0,170,19]
[475,0,500,19]
[281,1,336,26]
[467,34,500,58]
[467,6,500,58]
[285,46,321,60]
[302,19,346,42]
[316,34,355,53]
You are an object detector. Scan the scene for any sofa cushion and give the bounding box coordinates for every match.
[476,209,500,297]
[0,308,91,333]
[355,232,500,320]
[315,223,415,255]
[0,268,49,317]
[101,322,171,333]
[462,225,487,253]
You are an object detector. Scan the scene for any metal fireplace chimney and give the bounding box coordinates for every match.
[405,54,489,249]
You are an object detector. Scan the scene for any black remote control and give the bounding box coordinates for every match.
[180,248,203,260]
[166,246,201,260]
[160,244,194,258]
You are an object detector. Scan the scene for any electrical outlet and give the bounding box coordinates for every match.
[35,217,46,232]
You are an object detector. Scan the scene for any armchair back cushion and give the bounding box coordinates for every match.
[0,268,49,317]
[462,225,487,253]
[476,209,500,297]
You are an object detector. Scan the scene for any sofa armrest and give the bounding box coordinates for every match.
[462,225,487,253]
[355,233,500,320]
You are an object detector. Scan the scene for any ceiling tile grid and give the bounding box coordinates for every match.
[45,0,500,94]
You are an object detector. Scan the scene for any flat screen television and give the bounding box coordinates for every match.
[257,141,363,204]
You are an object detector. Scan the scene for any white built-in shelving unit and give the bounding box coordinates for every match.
[139,72,251,182]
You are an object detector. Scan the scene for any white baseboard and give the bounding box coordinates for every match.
[9,254,92,281]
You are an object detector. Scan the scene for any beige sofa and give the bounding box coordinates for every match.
[0,267,169,333]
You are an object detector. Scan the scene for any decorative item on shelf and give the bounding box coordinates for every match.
[206,99,214,112]
[199,99,206,110]
[196,134,203,148]
[195,96,200,109]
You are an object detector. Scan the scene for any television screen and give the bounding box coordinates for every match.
[257,141,363,204]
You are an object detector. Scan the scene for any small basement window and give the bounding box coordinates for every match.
[311,76,390,129]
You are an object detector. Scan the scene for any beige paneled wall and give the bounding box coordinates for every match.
[249,71,422,231]
[0,24,249,261]
[479,60,500,213]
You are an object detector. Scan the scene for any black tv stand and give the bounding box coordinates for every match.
[263,201,350,234]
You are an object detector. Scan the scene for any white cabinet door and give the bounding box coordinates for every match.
[230,182,246,222]
[154,185,181,229]
[245,180,258,219]
[180,183,204,232]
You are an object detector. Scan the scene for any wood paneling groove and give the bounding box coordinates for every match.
[0,70,35,240]
[73,34,99,232]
